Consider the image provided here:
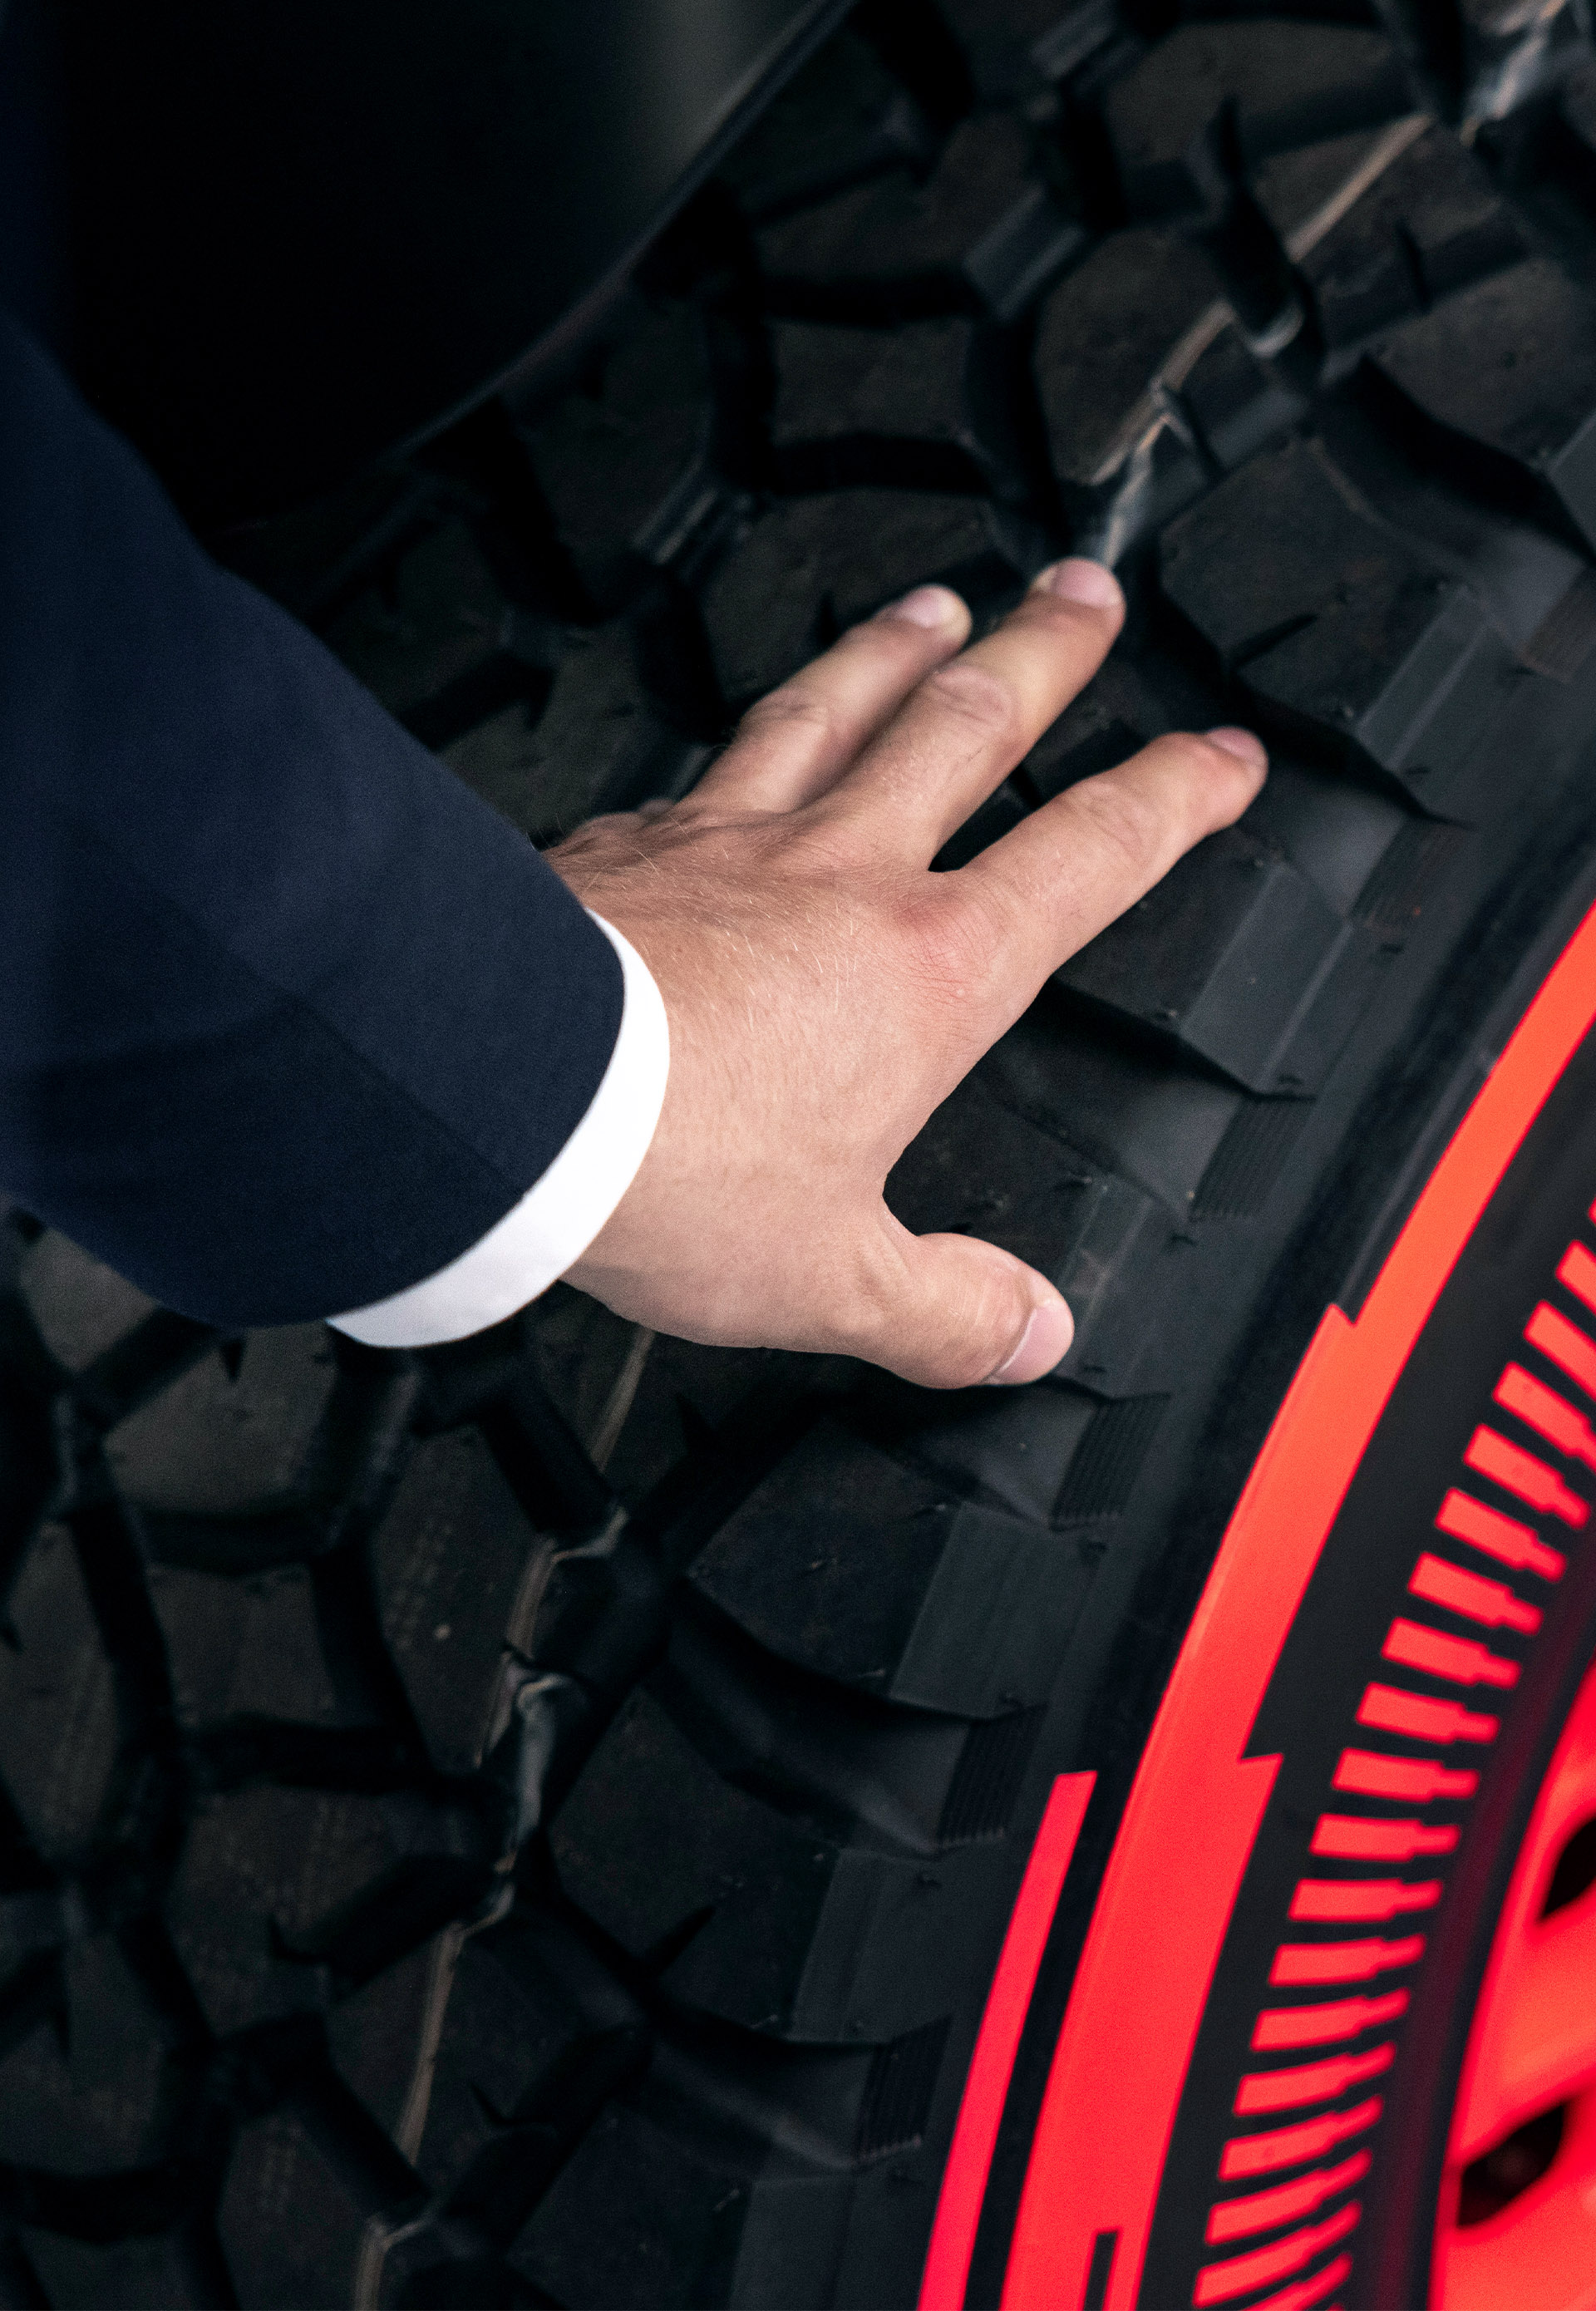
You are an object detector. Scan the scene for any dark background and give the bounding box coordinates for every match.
[14,0,848,526]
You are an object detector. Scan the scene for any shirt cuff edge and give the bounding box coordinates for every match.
[326,910,667,1346]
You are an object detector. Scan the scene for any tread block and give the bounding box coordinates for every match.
[524,306,726,614]
[165,1786,367,2035]
[508,2107,734,2310]
[1160,437,1515,811]
[938,1713,1044,1842]
[509,2101,840,2311]
[886,1070,1244,1394]
[0,1934,176,2173]
[370,1427,549,1776]
[1103,22,1408,217]
[1192,1096,1313,1219]
[1021,653,1166,801]
[862,1378,1112,1525]
[1367,259,1596,555]
[17,1229,156,1376]
[1178,320,1307,473]
[1554,55,1596,204]
[0,1887,62,1984]
[1353,816,1467,938]
[719,27,936,222]
[1254,120,1525,349]
[551,1686,982,2038]
[1033,230,1230,553]
[146,1563,341,1732]
[1055,823,1383,1093]
[1460,0,1587,127]
[932,0,1119,99]
[1053,1394,1168,1520]
[220,2104,408,2311]
[756,116,1086,323]
[769,316,1023,499]
[551,1686,842,2031]
[687,1417,1094,1715]
[702,490,1037,706]
[979,1003,1243,1215]
[328,1936,453,2176]
[166,1785,480,2036]
[330,1914,643,2204]
[444,622,710,843]
[323,520,553,750]
[662,1594,1041,1850]
[19,2229,210,2311]
[0,1523,119,1864]
[105,1326,345,1525]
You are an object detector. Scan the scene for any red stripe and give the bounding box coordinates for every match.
[1205,2150,1370,2244]
[1462,1426,1589,1525]
[1288,1877,1441,1923]
[1382,1617,1519,1688]
[1219,2098,1382,2180]
[1252,1992,1407,2051]
[1309,1814,1456,1861]
[995,898,1596,2309]
[1432,1488,1564,1579]
[1524,1302,1596,1402]
[1557,1239,1596,1315]
[1234,2044,1395,2116]
[918,1772,1095,2311]
[1332,1747,1477,1802]
[1269,1937,1422,1987]
[1194,2202,1361,2304]
[1248,2254,1353,2311]
[1407,1553,1540,1633]
[1493,1362,1596,1469]
[1355,1683,1499,1745]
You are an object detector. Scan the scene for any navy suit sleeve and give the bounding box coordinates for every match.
[0,309,623,1327]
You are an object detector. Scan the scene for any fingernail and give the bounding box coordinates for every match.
[1031,557,1123,611]
[880,584,964,629]
[984,1297,1075,1386]
[1205,725,1268,771]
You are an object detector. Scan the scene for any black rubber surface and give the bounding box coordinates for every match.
[12,2,1596,2302]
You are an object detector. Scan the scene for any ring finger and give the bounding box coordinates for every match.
[690,584,973,817]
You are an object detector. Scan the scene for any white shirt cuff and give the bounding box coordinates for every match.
[328,912,668,1348]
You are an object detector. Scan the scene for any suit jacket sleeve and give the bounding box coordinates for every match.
[0,307,639,1332]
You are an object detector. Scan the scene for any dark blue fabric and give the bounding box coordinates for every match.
[0,310,623,1326]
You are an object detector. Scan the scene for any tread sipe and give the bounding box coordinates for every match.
[12,2,1596,2303]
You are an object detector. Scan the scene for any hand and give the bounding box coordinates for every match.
[549,560,1266,1390]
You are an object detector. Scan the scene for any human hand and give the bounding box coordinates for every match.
[549,561,1266,1389]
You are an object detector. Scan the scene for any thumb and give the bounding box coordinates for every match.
[851,1216,1075,1389]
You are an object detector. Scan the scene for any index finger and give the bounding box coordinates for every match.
[954,727,1269,995]
[811,558,1126,861]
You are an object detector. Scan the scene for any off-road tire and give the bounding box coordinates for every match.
[11,3,1596,2304]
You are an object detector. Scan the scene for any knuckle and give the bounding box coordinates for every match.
[896,883,1007,999]
[920,659,1021,747]
[737,683,840,750]
[1067,773,1165,878]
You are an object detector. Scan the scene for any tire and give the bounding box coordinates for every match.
[11,5,1596,2305]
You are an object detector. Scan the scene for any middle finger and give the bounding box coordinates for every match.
[813,558,1125,861]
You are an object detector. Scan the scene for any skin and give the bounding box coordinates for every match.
[551,558,1267,1391]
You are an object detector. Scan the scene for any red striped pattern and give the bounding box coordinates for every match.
[1190,1217,1596,2304]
